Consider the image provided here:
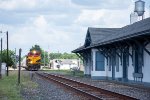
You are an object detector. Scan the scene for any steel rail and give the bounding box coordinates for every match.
[36,72,138,100]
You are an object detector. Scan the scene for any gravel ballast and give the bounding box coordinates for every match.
[21,71,150,100]
[21,73,85,100]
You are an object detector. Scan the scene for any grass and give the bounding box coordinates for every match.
[0,70,83,100]
[20,71,38,89]
[0,71,38,100]
[44,69,84,77]
[0,71,22,100]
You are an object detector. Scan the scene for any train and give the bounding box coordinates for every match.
[25,50,41,71]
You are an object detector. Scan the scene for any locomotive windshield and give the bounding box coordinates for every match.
[28,51,40,56]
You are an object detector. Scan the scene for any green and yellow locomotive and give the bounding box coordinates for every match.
[25,50,41,71]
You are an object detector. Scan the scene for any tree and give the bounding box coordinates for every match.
[30,44,42,52]
[41,50,49,66]
[49,52,79,60]
[1,49,15,66]
[61,52,79,59]
[49,53,62,60]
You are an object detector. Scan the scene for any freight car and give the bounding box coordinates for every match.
[25,50,41,71]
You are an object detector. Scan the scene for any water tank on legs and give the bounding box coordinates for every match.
[134,0,145,16]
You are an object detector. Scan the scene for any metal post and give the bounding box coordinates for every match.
[48,45,50,68]
[1,38,2,58]
[6,31,9,76]
[18,48,21,84]
[49,52,50,68]
[0,38,2,78]
[142,15,143,20]
[47,52,49,67]
[44,51,45,68]
[15,48,16,69]
[78,58,81,69]
[130,13,131,24]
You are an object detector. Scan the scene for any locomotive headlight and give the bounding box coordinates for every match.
[33,50,36,54]
[30,61,33,64]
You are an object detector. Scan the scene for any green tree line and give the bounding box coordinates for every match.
[0,45,80,67]
[49,52,79,60]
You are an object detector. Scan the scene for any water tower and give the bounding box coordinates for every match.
[134,0,145,20]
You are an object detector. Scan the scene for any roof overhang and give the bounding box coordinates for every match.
[72,29,150,53]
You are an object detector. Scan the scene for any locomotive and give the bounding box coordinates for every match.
[25,50,41,71]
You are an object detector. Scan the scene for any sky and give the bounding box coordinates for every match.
[0,0,150,56]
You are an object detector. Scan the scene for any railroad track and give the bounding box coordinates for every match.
[36,72,138,100]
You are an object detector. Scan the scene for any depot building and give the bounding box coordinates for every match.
[72,17,150,83]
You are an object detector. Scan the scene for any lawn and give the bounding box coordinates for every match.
[43,69,84,77]
[0,71,37,100]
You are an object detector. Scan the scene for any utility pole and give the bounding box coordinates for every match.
[18,48,21,84]
[47,52,49,67]
[48,45,50,68]
[47,51,50,68]
[15,48,16,69]
[0,38,2,78]
[78,58,80,70]
[6,31,9,76]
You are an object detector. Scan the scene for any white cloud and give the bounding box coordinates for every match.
[33,15,48,29]
[8,14,85,55]
[74,9,131,28]
[74,10,105,26]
